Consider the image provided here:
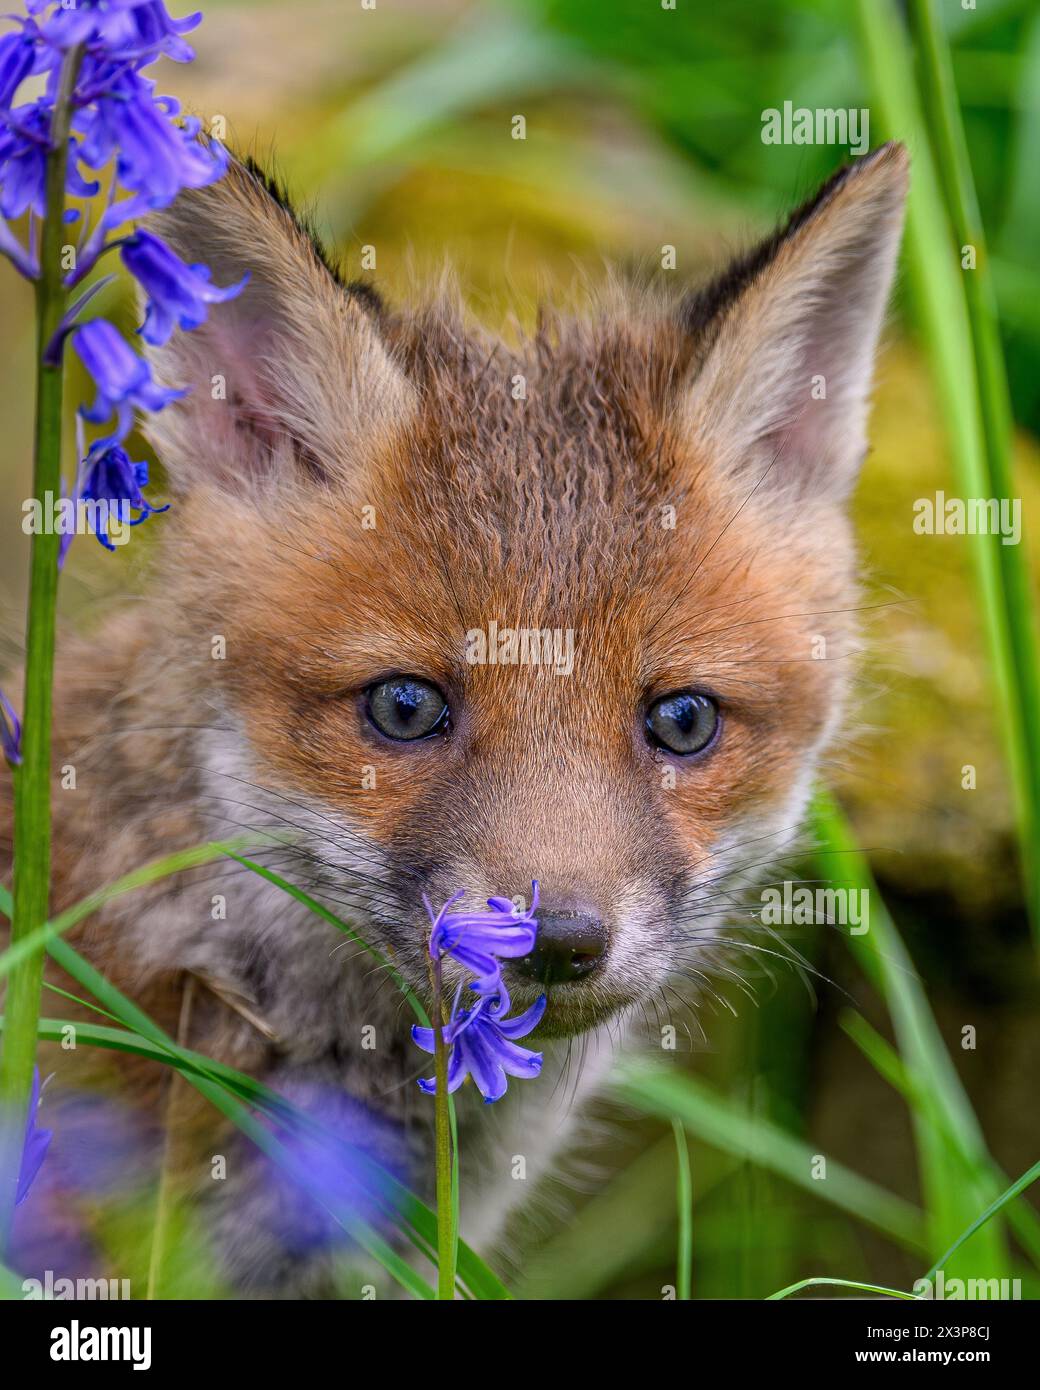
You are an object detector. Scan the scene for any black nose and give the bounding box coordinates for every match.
[513,909,608,985]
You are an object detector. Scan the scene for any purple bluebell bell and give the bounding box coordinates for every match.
[122,228,246,346]
[416,883,546,1101]
[412,989,546,1104]
[426,883,539,995]
[0,22,41,108]
[73,318,185,439]
[15,1068,52,1206]
[75,70,226,224]
[77,440,169,550]
[0,686,21,766]
[40,0,201,63]
[0,100,98,222]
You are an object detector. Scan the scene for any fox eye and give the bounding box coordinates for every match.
[645,691,719,756]
[366,677,449,742]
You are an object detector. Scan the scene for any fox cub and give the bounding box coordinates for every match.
[1,143,907,1293]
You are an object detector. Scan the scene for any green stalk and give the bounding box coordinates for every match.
[905,0,1040,936]
[431,958,456,1300]
[853,0,1040,939]
[672,1116,692,1300]
[0,45,81,1251]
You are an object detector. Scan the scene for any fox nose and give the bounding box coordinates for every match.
[514,909,608,985]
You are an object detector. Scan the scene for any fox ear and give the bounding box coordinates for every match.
[681,142,908,502]
[143,156,413,497]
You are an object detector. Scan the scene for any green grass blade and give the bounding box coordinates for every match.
[853,0,1040,938]
[1,876,434,1300]
[672,1116,692,1300]
[0,841,250,982]
[222,851,429,1023]
[906,0,1040,935]
[840,1010,918,1104]
[767,1277,915,1302]
[615,1064,928,1255]
[812,792,1011,1273]
[514,1133,732,1300]
[920,1157,1040,1285]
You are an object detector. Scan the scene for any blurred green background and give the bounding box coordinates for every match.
[3,0,1038,1298]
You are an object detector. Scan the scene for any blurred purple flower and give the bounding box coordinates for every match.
[413,988,546,1104]
[0,686,21,765]
[15,1068,52,1206]
[73,317,185,439]
[123,228,246,345]
[427,882,539,995]
[32,1084,153,1199]
[267,1084,405,1258]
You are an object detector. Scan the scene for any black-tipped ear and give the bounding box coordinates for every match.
[681,143,909,501]
[142,156,412,497]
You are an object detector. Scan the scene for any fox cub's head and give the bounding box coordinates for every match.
[146,145,907,1036]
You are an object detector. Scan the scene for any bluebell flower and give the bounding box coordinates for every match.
[15,1067,52,1206]
[426,882,539,995]
[40,0,201,64]
[0,21,42,108]
[1,3,227,281]
[75,69,226,222]
[108,1,202,64]
[73,317,185,439]
[77,440,169,550]
[122,228,247,345]
[0,686,21,766]
[0,100,98,222]
[412,989,546,1104]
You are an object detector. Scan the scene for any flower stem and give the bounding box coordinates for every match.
[431,958,455,1299]
[0,46,81,1251]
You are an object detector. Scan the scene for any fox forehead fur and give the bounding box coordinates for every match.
[2,142,907,1288]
